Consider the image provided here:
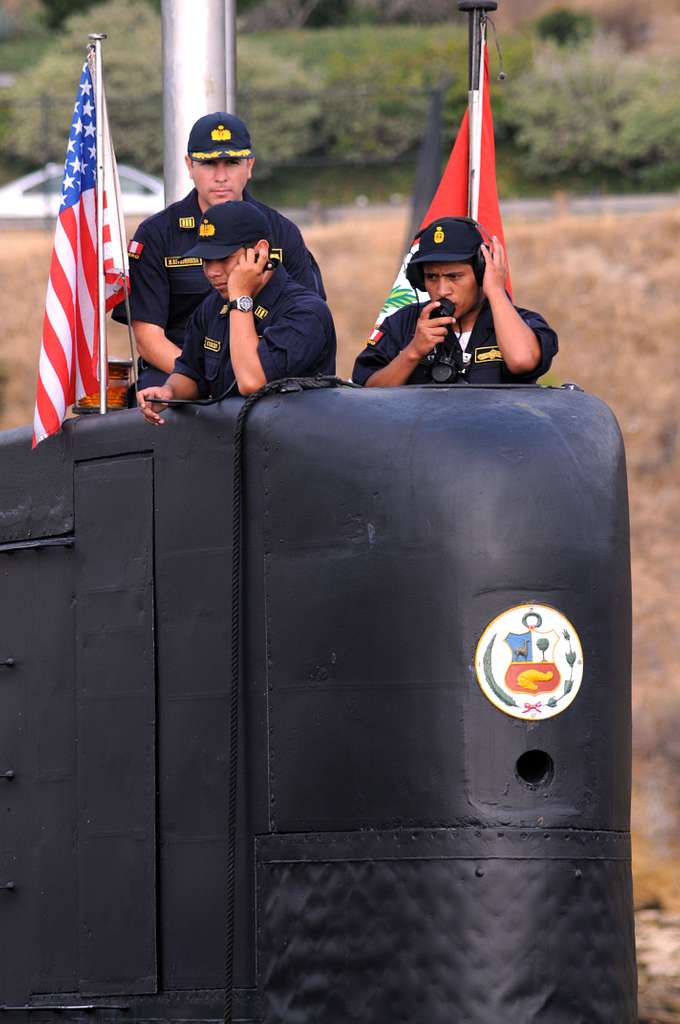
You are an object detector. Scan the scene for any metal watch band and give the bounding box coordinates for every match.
[228,296,254,313]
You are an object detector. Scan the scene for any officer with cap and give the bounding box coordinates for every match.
[138,201,336,424]
[113,111,325,390]
[352,216,557,387]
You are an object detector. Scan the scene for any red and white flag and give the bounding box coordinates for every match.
[373,42,509,329]
[32,57,128,447]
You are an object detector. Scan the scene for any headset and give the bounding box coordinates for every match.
[405,216,492,292]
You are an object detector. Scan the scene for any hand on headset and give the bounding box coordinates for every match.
[227,244,274,299]
[481,235,508,298]
[409,300,457,359]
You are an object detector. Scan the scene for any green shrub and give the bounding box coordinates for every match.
[534,8,594,47]
[617,62,680,187]
[505,43,637,180]
[8,0,162,172]
[238,38,323,167]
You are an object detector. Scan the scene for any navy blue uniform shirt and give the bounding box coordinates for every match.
[352,299,558,386]
[112,189,325,381]
[174,266,336,398]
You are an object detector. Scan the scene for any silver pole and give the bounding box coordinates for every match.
[89,33,108,414]
[458,1,497,220]
[161,0,227,206]
[468,15,486,220]
[225,0,237,113]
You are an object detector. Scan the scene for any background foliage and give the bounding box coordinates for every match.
[0,0,679,199]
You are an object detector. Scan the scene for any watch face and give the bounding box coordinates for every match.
[236,295,254,312]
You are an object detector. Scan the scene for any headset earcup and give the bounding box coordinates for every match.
[474,246,485,286]
[405,260,425,293]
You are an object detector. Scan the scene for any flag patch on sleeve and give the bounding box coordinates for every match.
[128,240,144,259]
[367,327,383,346]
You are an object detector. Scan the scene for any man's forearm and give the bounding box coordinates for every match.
[485,291,541,374]
[365,345,421,387]
[228,312,267,395]
[133,321,183,373]
[165,373,200,400]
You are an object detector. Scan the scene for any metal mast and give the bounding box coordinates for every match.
[458,0,497,219]
[225,0,237,114]
[160,0,233,205]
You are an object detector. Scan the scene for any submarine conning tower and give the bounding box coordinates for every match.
[0,383,635,1023]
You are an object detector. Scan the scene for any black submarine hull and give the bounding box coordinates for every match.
[0,385,635,1022]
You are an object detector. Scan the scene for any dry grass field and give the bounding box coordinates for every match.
[1,206,680,916]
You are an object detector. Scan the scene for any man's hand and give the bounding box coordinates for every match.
[406,300,457,359]
[138,385,173,426]
[481,236,509,298]
[480,239,542,374]
[227,247,273,299]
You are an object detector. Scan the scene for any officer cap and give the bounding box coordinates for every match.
[185,201,271,260]
[409,217,484,267]
[187,112,254,161]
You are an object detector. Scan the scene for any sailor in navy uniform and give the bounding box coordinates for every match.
[113,112,325,390]
[137,201,335,424]
[352,217,557,387]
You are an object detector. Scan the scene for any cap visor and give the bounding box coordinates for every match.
[188,149,254,162]
[184,241,243,260]
[410,250,477,264]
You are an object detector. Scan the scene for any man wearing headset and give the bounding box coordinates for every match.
[113,112,325,391]
[137,201,336,425]
[352,217,557,387]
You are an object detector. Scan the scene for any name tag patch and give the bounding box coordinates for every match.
[165,256,203,268]
[204,337,221,353]
[475,346,503,363]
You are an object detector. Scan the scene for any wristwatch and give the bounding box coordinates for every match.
[228,295,254,313]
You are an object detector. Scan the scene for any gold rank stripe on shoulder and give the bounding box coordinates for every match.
[204,337,221,353]
[269,247,283,263]
[475,347,503,363]
[254,305,268,320]
[178,216,195,229]
[219,304,229,316]
[164,256,203,268]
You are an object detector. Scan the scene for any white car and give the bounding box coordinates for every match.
[0,162,165,220]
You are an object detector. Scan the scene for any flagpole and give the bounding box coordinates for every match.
[458,0,497,220]
[89,33,108,414]
[225,0,237,112]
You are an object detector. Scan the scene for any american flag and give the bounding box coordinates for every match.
[33,57,128,447]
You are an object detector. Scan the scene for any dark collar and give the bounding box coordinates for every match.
[470,299,494,339]
[182,189,203,217]
[249,265,290,326]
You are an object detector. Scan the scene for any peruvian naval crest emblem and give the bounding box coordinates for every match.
[474,604,583,720]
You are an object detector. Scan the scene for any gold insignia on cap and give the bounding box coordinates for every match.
[199,219,216,238]
[433,225,445,244]
[191,148,252,159]
[211,124,232,141]
[178,216,195,229]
